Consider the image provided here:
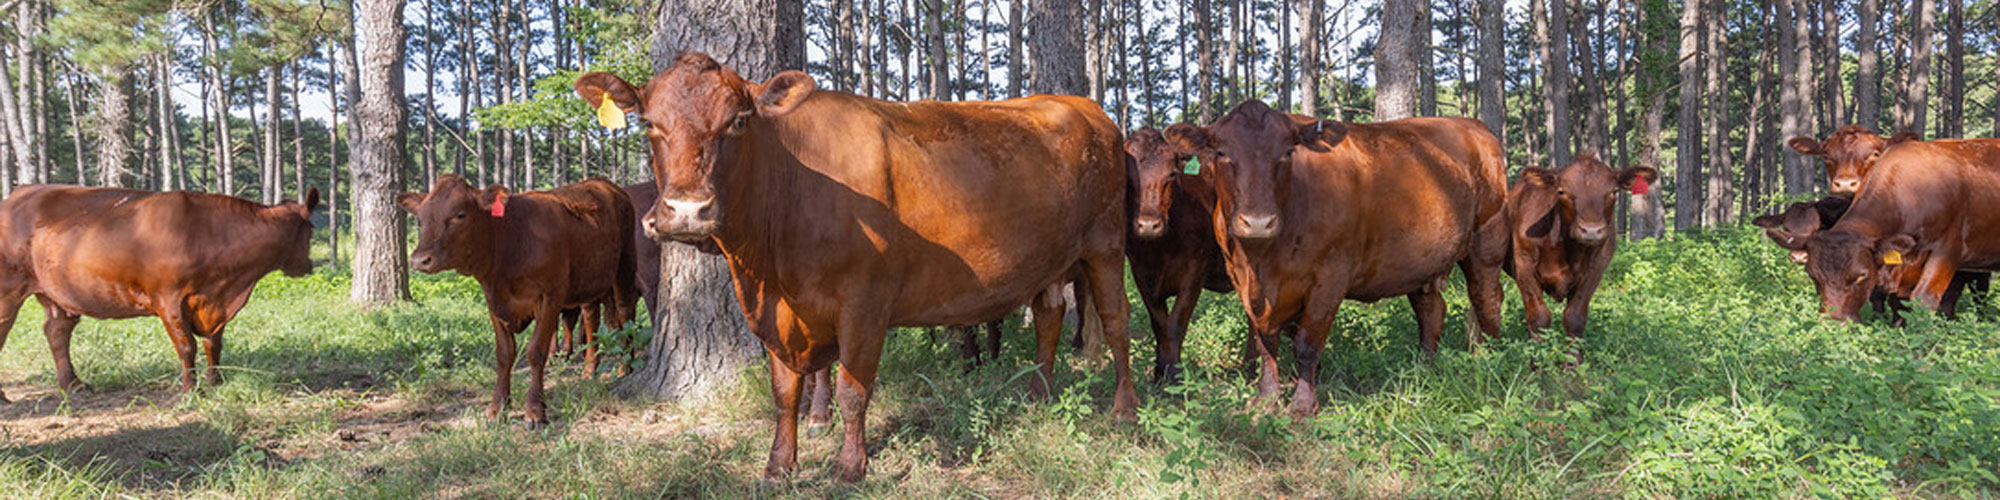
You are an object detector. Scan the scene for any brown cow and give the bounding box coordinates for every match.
[398,175,639,428]
[1787,125,1920,195]
[1125,128,1233,384]
[1803,139,2000,321]
[576,52,1133,482]
[1751,196,1851,263]
[1164,102,1508,417]
[1507,153,1657,337]
[552,182,669,371]
[0,185,319,402]
[1756,194,1990,320]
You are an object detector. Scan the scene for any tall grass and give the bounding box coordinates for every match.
[0,227,1995,498]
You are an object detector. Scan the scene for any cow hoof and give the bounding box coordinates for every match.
[805,422,831,437]
[524,418,550,431]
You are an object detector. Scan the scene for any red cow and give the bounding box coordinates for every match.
[1803,139,2000,321]
[0,185,319,401]
[1787,125,1919,195]
[1164,102,1508,417]
[1506,153,1658,337]
[398,175,639,428]
[575,52,1133,482]
[1125,128,1233,383]
[1756,194,1989,320]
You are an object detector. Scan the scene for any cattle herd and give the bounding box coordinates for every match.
[0,50,1994,483]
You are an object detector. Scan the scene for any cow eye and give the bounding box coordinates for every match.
[1280,150,1294,163]
[730,113,749,132]
[453,212,467,221]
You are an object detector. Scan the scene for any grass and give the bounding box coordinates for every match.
[1,226,1997,499]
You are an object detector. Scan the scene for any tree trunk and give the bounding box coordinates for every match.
[0,45,30,190]
[1193,0,1213,120]
[1778,0,1813,194]
[1007,0,1023,98]
[291,61,304,199]
[1376,0,1424,121]
[1576,0,1606,153]
[1476,0,1503,139]
[457,0,472,177]
[1940,0,1962,138]
[1818,1,1842,130]
[1856,0,1880,129]
[1673,0,1701,230]
[1537,0,1571,165]
[1296,0,1322,116]
[94,72,133,188]
[350,0,412,305]
[1702,0,1732,225]
[1029,0,1086,96]
[163,56,182,190]
[928,0,948,98]
[1898,0,1932,135]
[618,0,804,403]
[265,65,282,204]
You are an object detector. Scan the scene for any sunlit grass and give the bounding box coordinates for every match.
[0,227,1995,498]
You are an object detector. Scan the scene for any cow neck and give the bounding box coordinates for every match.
[710,118,792,266]
[468,208,512,280]
[1831,190,1902,240]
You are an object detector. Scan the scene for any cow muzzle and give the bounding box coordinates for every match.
[1573,223,1610,243]
[1232,212,1280,239]
[1132,215,1165,239]
[650,196,722,242]
[1830,177,1862,195]
[410,251,444,274]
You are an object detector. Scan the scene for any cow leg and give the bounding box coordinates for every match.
[952,325,980,371]
[37,299,91,394]
[522,305,561,428]
[1408,285,1445,356]
[763,353,806,479]
[983,320,1003,361]
[1290,299,1342,418]
[1028,284,1066,399]
[805,366,833,429]
[832,319,888,483]
[1158,279,1205,385]
[580,304,602,376]
[201,329,226,387]
[1081,258,1138,422]
[487,316,518,421]
[1912,254,1964,312]
[0,286,27,403]
[1938,273,1976,319]
[1247,326,1285,407]
[1460,223,1509,344]
[1513,250,1553,334]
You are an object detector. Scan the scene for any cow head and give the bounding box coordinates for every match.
[1518,153,1657,245]
[1787,125,1919,195]
[574,52,815,242]
[1164,100,1343,241]
[272,187,322,277]
[1750,196,1850,263]
[1124,128,1183,239]
[398,175,506,275]
[1803,230,1917,321]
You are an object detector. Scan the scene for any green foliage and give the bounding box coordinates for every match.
[0,228,1996,498]
[45,0,174,77]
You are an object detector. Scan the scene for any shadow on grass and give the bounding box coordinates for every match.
[6,421,251,490]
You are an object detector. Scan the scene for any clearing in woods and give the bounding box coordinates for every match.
[1,228,1996,498]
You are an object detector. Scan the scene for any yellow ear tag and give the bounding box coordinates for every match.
[595,93,627,130]
[1882,250,1904,265]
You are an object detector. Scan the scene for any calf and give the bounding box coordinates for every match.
[1125,128,1233,383]
[1506,153,1658,337]
[1165,102,1508,416]
[399,175,639,427]
[576,52,1132,481]
[1802,139,2000,321]
[1786,125,1919,195]
[0,186,319,401]
[1755,195,1989,319]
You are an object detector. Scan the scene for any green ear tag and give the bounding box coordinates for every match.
[1183,157,1201,175]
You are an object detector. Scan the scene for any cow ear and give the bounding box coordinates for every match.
[1887,131,1921,146]
[1163,124,1211,155]
[1523,204,1560,238]
[1877,234,1917,258]
[1295,119,1347,151]
[1750,212,1785,229]
[575,72,643,114]
[302,187,321,213]
[396,192,425,213]
[481,185,510,208]
[1518,167,1558,188]
[1787,137,1828,156]
[752,71,816,117]
[1617,166,1659,191]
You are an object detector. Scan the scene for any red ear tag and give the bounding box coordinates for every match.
[1630,177,1651,195]
[490,199,506,218]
